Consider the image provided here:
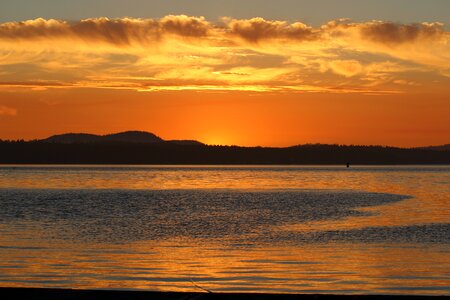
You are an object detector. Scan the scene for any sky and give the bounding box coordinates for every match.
[0,1,449,146]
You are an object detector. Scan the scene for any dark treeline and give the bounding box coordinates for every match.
[0,140,449,164]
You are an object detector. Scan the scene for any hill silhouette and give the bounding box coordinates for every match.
[43,131,203,145]
[0,131,449,164]
[43,133,103,143]
[44,131,164,144]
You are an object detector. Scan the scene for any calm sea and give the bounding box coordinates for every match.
[0,165,449,295]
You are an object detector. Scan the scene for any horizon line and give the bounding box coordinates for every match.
[1,130,448,149]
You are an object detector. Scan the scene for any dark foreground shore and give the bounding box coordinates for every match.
[0,288,446,300]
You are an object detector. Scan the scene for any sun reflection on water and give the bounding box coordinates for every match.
[0,165,449,294]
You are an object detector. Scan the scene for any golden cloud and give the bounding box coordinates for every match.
[0,16,211,45]
[358,21,444,45]
[323,20,450,68]
[328,60,363,77]
[224,17,318,43]
[0,16,449,92]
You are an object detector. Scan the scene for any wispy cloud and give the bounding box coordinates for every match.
[0,16,448,92]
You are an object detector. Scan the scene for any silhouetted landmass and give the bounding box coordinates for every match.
[43,131,164,144]
[167,139,205,146]
[42,131,204,146]
[416,144,450,151]
[0,131,449,164]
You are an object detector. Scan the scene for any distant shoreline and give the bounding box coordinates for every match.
[1,163,450,166]
[1,141,449,165]
[0,287,447,299]
[1,131,449,165]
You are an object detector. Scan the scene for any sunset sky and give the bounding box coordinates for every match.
[0,0,449,146]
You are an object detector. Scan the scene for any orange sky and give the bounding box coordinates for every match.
[0,16,449,146]
[0,88,448,147]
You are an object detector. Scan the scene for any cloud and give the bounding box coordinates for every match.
[323,19,445,42]
[2,16,446,49]
[0,16,449,93]
[0,16,320,46]
[224,17,318,43]
[359,21,444,45]
[323,20,450,68]
[0,105,17,116]
[328,60,363,77]
[0,15,211,46]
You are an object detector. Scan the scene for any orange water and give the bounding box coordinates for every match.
[0,165,449,295]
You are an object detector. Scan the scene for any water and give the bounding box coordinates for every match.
[0,165,449,295]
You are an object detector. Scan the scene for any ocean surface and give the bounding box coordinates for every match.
[0,165,449,295]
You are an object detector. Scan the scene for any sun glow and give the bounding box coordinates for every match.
[201,135,234,146]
